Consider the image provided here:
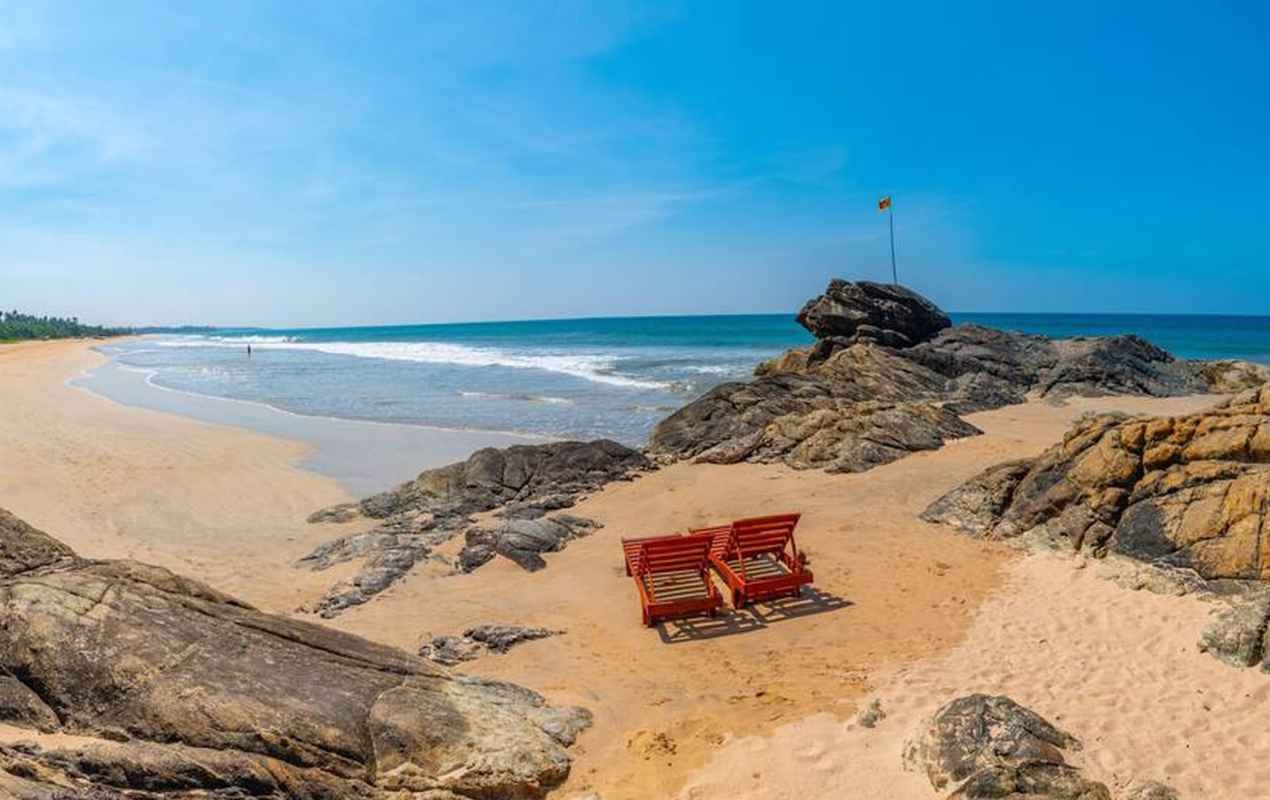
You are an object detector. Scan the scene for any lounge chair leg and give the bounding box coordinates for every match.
[732,588,744,609]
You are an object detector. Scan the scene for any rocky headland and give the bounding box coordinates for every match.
[0,508,588,799]
[648,279,1266,471]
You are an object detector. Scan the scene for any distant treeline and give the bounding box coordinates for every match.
[0,310,131,341]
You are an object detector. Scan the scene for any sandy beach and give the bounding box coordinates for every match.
[1,339,1255,798]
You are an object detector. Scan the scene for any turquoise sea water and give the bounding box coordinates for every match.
[93,313,1270,446]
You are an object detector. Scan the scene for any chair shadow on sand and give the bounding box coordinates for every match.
[655,587,851,644]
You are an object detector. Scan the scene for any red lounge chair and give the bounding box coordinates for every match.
[708,513,812,608]
[621,532,684,576]
[627,532,722,626]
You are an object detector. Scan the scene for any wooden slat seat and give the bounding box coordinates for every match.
[627,531,722,626]
[708,513,812,608]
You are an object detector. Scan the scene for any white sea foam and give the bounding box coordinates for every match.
[163,334,299,344]
[459,391,573,405]
[682,364,739,375]
[155,337,669,389]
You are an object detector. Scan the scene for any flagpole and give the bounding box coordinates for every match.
[888,204,897,286]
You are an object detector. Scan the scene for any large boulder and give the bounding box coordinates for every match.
[923,386,1270,581]
[649,345,980,472]
[903,694,1111,800]
[344,439,649,523]
[301,441,646,614]
[796,279,951,347]
[0,509,587,799]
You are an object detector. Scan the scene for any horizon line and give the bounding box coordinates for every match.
[130,308,1270,332]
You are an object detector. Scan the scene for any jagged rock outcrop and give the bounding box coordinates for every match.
[923,386,1270,581]
[314,439,647,527]
[656,279,1266,474]
[0,509,588,799]
[300,441,644,615]
[420,625,561,666]
[903,694,1111,800]
[651,343,982,472]
[796,279,952,349]
[908,325,1213,401]
[458,515,601,573]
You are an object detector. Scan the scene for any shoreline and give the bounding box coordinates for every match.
[73,345,547,496]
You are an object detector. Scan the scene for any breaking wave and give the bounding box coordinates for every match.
[155,336,669,390]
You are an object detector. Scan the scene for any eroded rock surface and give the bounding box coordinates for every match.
[459,515,601,573]
[653,279,1263,474]
[300,441,644,615]
[923,386,1270,582]
[903,694,1110,800]
[420,625,561,666]
[652,343,982,472]
[0,509,587,799]
[795,279,952,348]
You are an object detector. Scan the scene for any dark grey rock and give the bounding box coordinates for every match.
[649,343,982,471]
[796,279,951,345]
[302,441,646,614]
[949,763,1111,799]
[458,529,497,573]
[904,694,1110,800]
[466,624,560,653]
[458,515,601,574]
[420,625,561,665]
[921,460,1035,536]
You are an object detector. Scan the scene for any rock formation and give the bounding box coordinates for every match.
[458,514,601,573]
[904,694,1111,799]
[649,344,981,472]
[420,625,561,666]
[1198,593,1270,670]
[651,279,1262,472]
[0,508,588,799]
[923,386,1270,582]
[301,440,645,615]
[795,279,952,349]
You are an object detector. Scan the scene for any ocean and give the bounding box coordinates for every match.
[87,313,1270,448]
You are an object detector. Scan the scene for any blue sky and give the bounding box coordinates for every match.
[3,2,1268,326]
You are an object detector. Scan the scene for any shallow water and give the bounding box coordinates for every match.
[82,312,1270,449]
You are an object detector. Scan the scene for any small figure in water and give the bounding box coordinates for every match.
[247,344,252,358]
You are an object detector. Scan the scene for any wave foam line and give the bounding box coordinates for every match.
[155,337,669,390]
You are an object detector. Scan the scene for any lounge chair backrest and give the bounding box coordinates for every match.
[622,533,682,576]
[636,532,713,577]
[689,524,732,560]
[727,513,802,560]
